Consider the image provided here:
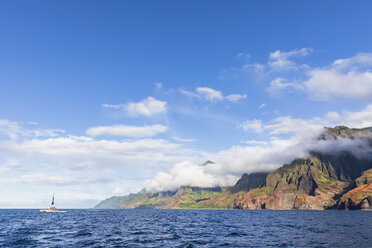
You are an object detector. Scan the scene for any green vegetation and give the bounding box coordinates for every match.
[251,187,274,196]
[297,193,305,198]
[355,192,372,202]
[95,125,372,210]
[341,193,349,200]
[178,203,222,209]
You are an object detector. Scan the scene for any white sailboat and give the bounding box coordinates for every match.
[40,195,64,212]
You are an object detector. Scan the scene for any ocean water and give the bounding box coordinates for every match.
[0,209,371,247]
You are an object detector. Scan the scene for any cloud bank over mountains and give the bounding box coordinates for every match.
[145,104,372,191]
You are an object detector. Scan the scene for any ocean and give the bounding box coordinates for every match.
[0,209,371,247]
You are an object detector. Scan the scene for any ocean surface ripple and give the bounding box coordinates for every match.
[0,209,371,247]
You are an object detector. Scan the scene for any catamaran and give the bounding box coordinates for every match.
[40,195,64,212]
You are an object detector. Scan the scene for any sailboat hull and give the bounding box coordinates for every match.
[40,209,61,213]
[40,207,65,213]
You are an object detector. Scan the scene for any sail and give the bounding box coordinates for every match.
[51,196,54,205]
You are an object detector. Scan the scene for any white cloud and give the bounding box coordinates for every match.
[222,48,311,81]
[0,119,25,140]
[265,52,372,100]
[0,119,65,140]
[125,97,167,117]
[0,120,208,191]
[259,103,266,109]
[0,119,211,207]
[86,124,167,138]
[196,87,224,102]
[180,87,246,103]
[172,136,195,143]
[2,173,110,186]
[304,54,372,100]
[267,77,304,96]
[242,104,372,136]
[268,48,312,71]
[0,136,193,164]
[145,161,238,191]
[325,112,341,121]
[333,53,372,69]
[101,103,122,109]
[240,119,263,132]
[102,97,167,117]
[242,140,268,145]
[222,49,372,101]
[179,89,201,99]
[225,94,247,102]
[342,104,372,128]
[112,186,134,196]
[236,53,250,61]
[264,116,323,136]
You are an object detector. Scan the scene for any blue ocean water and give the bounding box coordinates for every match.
[0,209,371,247]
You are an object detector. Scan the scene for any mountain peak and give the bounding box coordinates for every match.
[319,126,372,140]
[201,160,215,166]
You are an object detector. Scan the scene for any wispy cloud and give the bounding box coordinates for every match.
[172,136,195,143]
[0,119,65,140]
[196,87,224,102]
[2,173,110,186]
[268,48,312,71]
[102,97,167,117]
[236,53,251,61]
[267,77,304,97]
[180,87,246,103]
[239,119,263,132]
[224,94,247,102]
[223,49,372,101]
[86,124,168,138]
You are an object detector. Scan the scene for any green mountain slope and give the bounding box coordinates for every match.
[95,126,372,210]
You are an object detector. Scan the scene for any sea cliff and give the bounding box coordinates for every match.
[95,126,372,210]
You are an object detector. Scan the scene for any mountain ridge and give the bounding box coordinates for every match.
[95,126,372,210]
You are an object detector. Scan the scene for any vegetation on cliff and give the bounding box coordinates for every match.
[95,126,372,210]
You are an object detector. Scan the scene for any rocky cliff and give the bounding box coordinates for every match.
[95,186,238,209]
[232,126,372,210]
[336,169,372,210]
[95,126,372,210]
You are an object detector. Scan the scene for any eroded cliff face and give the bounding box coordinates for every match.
[232,154,355,210]
[231,126,372,210]
[337,183,372,210]
[355,168,372,187]
[96,126,372,210]
[337,169,372,210]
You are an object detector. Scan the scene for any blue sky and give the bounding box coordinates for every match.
[1,1,372,208]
